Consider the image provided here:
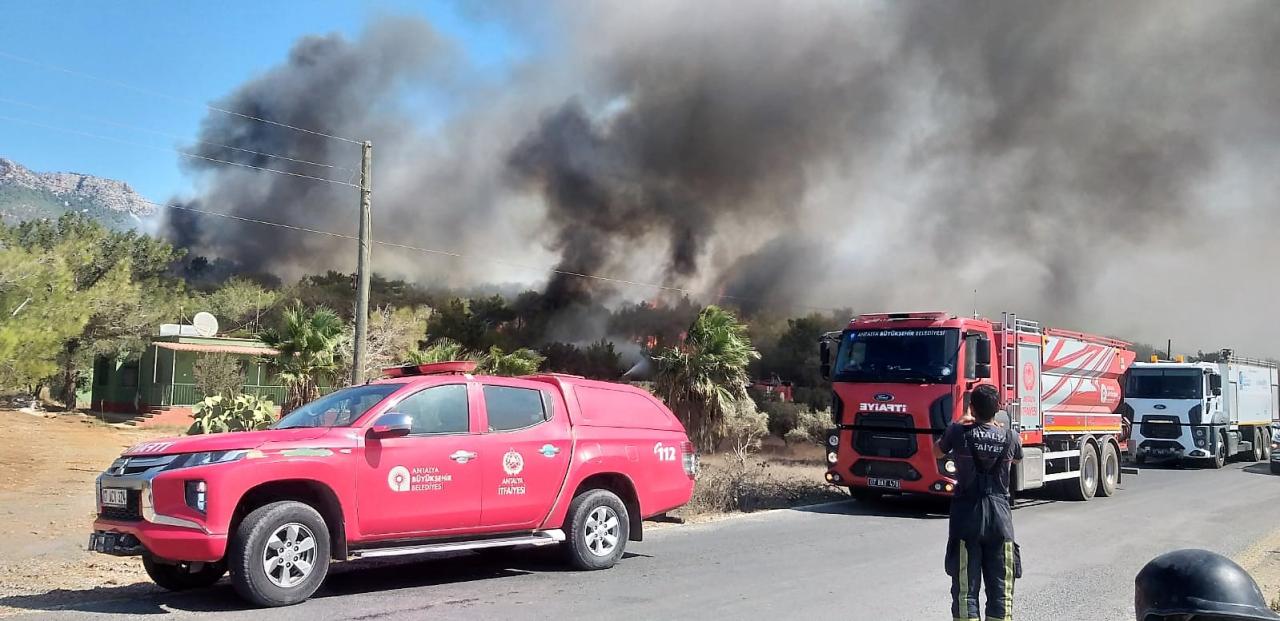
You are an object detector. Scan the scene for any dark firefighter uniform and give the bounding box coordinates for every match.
[938,418,1023,621]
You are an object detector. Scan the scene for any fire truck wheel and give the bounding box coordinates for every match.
[1064,443,1099,501]
[142,556,226,591]
[563,489,630,571]
[229,501,331,607]
[1097,442,1119,497]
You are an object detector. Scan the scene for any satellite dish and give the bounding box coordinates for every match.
[192,312,219,337]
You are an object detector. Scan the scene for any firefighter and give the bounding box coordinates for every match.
[934,384,1022,621]
[1135,548,1280,620]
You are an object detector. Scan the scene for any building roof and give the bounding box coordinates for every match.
[153,341,279,356]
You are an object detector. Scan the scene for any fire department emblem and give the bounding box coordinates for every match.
[387,466,411,492]
[1022,362,1036,391]
[502,450,525,476]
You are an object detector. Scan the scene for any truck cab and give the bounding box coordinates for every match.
[1126,361,1222,466]
[1127,354,1277,469]
[819,312,997,498]
[88,362,697,607]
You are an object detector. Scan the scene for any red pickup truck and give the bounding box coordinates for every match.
[89,362,697,606]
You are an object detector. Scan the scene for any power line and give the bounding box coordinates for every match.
[0,49,363,145]
[143,199,841,314]
[0,114,359,188]
[0,96,354,174]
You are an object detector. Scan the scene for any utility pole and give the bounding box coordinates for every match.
[352,140,372,385]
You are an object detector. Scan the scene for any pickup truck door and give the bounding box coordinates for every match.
[356,382,483,538]
[477,380,573,529]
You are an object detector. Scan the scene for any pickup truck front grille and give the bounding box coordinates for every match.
[98,489,143,522]
[1141,416,1182,440]
[106,455,179,476]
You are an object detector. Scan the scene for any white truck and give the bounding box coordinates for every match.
[1126,351,1278,468]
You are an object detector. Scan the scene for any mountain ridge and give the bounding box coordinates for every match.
[0,157,154,229]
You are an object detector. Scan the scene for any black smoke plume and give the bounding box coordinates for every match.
[165,1,1280,349]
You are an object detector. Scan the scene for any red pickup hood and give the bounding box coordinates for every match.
[123,428,331,457]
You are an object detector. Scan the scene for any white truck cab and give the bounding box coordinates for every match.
[1126,353,1278,469]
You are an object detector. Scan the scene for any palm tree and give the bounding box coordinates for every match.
[407,339,543,377]
[260,303,347,412]
[653,305,760,452]
[407,338,477,365]
[479,346,544,376]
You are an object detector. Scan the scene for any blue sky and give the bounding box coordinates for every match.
[0,1,529,201]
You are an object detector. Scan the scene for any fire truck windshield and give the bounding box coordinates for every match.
[831,328,959,384]
[1126,369,1202,400]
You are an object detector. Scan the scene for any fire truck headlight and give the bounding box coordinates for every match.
[826,433,839,447]
[943,459,957,474]
[826,451,838,464]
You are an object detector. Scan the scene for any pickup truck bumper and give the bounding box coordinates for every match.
[91,519,227,562]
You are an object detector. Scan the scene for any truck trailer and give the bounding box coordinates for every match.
[820,311,1135,501]
[1126,353,1278,468]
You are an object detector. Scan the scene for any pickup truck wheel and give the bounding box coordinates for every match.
[1271,461,1280,475]
[1097,442,1119,498]
[229,501,330,607]
[142,556,226,591]
[563,489,629,571]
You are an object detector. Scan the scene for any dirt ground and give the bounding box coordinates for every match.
[0,409,181,612]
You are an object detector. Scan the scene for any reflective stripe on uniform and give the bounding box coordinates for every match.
[993,539,1015,621]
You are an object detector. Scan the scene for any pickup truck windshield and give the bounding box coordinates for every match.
[1126,370,1202,400]
[273,384,401,429]
[832,328,959,384]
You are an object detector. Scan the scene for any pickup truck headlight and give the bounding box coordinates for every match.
[170,450,249,470]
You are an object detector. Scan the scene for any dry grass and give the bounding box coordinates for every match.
[682,440,845,516]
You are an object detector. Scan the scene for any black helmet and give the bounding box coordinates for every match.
[1135,549,1280,620]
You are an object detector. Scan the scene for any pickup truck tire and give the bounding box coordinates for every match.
[228,501,330,607]
[142,556,226,591]
[563,489,629,571]
[1271,461,1280,475]
[1097,442,1119,498]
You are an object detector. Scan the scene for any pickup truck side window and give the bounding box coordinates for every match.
[394,384,470,435]
[483,385,548,432]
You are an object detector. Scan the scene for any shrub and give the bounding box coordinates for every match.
[759,400,803,437]
[188,394,276,435]
[724,397,769,465]
[784,407,832,445]
[193,353,243,400]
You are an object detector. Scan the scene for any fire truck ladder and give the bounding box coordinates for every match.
[1000,313,1042,394]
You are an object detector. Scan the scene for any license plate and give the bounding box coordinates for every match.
[867,477,901,489]
[101,488,128,508]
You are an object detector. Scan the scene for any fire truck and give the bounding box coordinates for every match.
[820,312,1135,501]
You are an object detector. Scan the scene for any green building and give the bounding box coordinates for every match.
[90,335,285,413]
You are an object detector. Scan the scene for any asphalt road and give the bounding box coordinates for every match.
[7,461,1280,621]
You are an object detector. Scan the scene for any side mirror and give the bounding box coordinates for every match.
[975,363,992,380]
[1209,374,1222,396]
[975,338,992,366]
[819,340,832,380]
[368,413,413,439]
